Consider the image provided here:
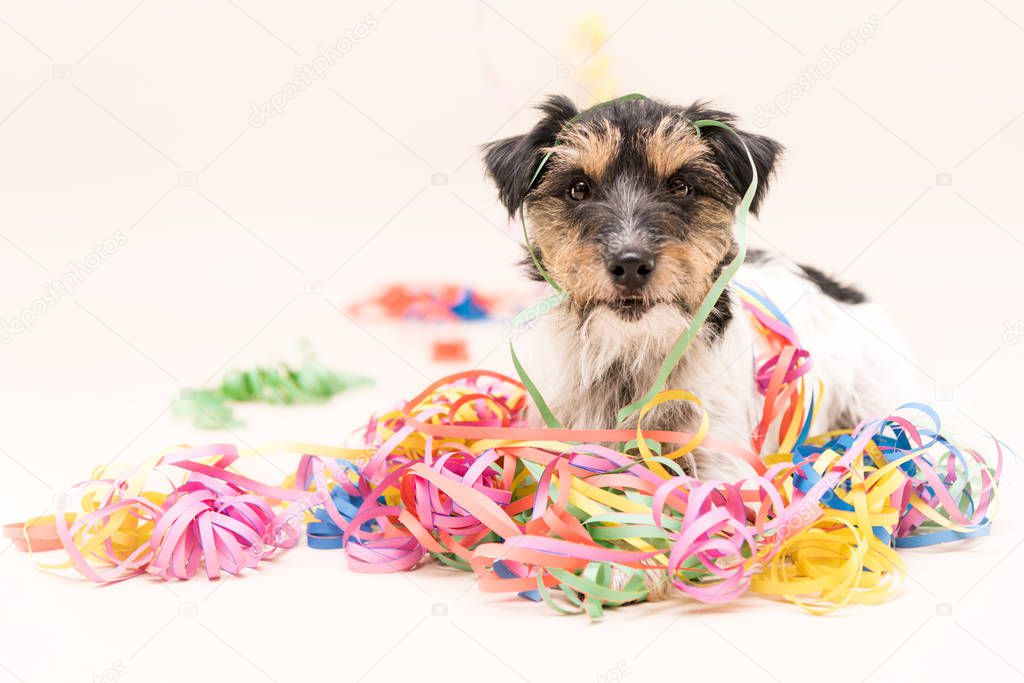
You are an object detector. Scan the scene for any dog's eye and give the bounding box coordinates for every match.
[668,176,692,196]
[568,179,590,201]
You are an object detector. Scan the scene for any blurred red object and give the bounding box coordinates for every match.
[432,339,470,363]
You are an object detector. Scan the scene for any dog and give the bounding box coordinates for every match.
[482,95,918,597]
[483,94,918,476]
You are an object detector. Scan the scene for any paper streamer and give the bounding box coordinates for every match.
[173,346,371,429]
[10,305,1003,617]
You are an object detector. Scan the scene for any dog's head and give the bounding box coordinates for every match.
[483,95,782,320]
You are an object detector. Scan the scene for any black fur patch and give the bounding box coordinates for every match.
[681,102,783,215]
[518,247,546,282]
[701,247,737,342]
[483,95,783,218]
[482,95,578,216]
[745,247,769,263]
[602,359,640,424]
[705,287,735,341]
[798,264,867,304]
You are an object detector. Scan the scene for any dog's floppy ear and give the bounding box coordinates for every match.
[684,102,783,215]
[482,95,579,216]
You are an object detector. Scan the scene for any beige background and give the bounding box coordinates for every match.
[1,1,1022,682]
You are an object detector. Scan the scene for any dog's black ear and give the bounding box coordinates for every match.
[482,95,579,216]
[683,102,783,215]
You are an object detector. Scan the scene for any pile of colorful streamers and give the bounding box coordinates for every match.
[8,295,1003,618]
[174,351,372,429]
[347,283,515,322]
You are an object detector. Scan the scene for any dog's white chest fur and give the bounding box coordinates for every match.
[519,250,918,481]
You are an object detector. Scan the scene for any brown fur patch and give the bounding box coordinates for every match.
[527,196,616,307]
[543,121,622,181]
[644,116,707,179]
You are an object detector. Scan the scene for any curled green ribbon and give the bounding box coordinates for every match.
[174,347,373,429]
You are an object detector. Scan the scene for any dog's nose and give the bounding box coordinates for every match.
[606,251,655,292]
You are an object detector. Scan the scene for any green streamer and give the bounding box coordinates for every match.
[174,345,372,429]
[616,119,756,422]
[510,343,563,429]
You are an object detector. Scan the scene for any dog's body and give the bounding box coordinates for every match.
[482,93,916,513]
[522,248,917,482]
